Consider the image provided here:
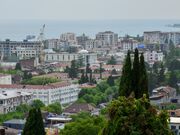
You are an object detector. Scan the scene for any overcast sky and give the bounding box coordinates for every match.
[0,0,180,20]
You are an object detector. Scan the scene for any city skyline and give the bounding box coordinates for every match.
[0,0,180,20]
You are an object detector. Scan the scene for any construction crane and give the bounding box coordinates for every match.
[37,24,45,64]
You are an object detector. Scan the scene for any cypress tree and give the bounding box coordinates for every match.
[119,50,132,97]
[22,108,45,135]
[132,48,140,98]
[107,75,115,86]
[139,53,149,98]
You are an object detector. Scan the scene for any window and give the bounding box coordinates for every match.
[171,125,176,130]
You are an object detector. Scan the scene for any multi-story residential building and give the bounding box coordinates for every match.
[120,38,138,51]
[85,39,107,51]
[76,34,89,47]
[60,33,77,44]
[0,74,12,85]
[0,91,33,114]
[144,31,180,45]
[13,47,38,60]
[96,31,118,46]
[0,82,80,106]
[45,39,59,49]
[0,39,41,60]
[45,50,97,65]
[144,51,164,65]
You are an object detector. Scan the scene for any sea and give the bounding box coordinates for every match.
[0,19,180,41]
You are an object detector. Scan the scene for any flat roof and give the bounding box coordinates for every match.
[170,117,180,124]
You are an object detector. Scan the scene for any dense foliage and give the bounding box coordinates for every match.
[22,77,59,85]
[78,81,119,105]
[107,56,117,65]
[61,112,106,135]
[42,102,62,114]
[100,96,173,135]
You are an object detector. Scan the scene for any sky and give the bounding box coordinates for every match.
[0,0,180,20]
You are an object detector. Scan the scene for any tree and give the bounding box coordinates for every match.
[168,71,178,88]
[15,63,22,70]
[61,112,106,135]
[68,60,78,79]
[79,71,86,84]
[119,50,132,97]
[100,96,173,135]
[31,99,45,109]
[107,56,117,65]
[43,102,62,114]
[158,63,165,85]
[107,75,115,86]
[139,53,149,98]
[22,108,45,135]
[132,48,140,98]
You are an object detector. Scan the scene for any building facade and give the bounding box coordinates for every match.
[0,82,81,106]
[96,31,118,46]
[144,31,180,45]
[45,50,97,65]
[0,39,41,60]
[0,91,33,114]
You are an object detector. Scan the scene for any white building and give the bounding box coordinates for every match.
[144,51,164,65]
[0,74,12,85]
[60,33,77,44]
[45,50,97,65]
[144,31,180,45]
[120,38,138,51]
[0,40,41,59]
[96,31,118,46]
[0,91,33,114]
[169,117,180,135]
[0,82,81,106]
[13,47,38,60]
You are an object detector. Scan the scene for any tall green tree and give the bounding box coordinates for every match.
[68,60,78,79]
[119,50,132,97]
[168,71,178,88]
[139,53,149,98]
[107,75,115,86]
[132,48,140,98]
[107,56,117,65]
[15,63,22,70]
[158,63,165,85]
[22,108,45,135]
[100,96,173,135]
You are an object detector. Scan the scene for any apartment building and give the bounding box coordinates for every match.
[96,31,118,46]
[76,34,89,47]
[144,31,180,45]
[144,51,164,65]
[0,82,81,106]
[0,39,41,60]
[120,38,138,51]
[0,91,33,114]
[60,33,77,44]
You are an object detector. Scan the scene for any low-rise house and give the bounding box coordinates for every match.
[3,119,26,130]
[63,103,96,115]
[0,126,20,135]
[150,86,176,105]
[0,91,32,114]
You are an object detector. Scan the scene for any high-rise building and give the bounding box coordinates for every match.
[76,33,89,47]
[96,31,118,46]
